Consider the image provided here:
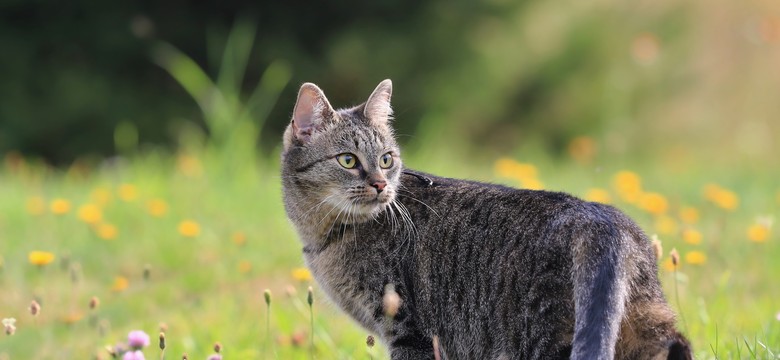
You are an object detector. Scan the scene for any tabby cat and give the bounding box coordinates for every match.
[281,79,692,359]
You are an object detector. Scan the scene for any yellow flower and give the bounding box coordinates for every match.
[584,188,611,204]
[612,171,642,204]
[178,220,200,237]
[292,267,313,282]
[682,229,702,245]
[678,206,700,225]
[118,184,138,202]
[50,198,71,215]
[685,251,707,265]
[61,312,84,325]
[28,251,56,266]
[638,192,668,215]
[232,232,247,246]
[77,204,102,224]
[26,196,46,215]
[747,223,770,243]
[177,154,203,177]
[661,257,678,272]
[146,199,168,217]
[111,276,129,292]
[494,158,538,181]
[521,178,545,190]
[703,184,738,211]
[90,187,112,206]
[96,223,118,240]
[654,215,678,236]
[567,136,597,164]
[238,260,252,274]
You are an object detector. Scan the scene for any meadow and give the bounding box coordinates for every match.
[0,140,779,359]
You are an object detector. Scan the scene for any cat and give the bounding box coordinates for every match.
[281,79,692,360]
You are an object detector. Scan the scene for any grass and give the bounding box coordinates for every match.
[0,143,778,359]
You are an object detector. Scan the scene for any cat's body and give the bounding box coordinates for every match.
[281,80,691,359]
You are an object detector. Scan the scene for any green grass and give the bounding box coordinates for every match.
[0,146,778,359]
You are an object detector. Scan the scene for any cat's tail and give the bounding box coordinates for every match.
[568,205,633,360]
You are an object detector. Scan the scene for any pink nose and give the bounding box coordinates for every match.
[371,180,387,192]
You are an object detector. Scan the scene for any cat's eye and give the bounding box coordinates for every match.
[379,153,393,169]
[337,153,358,169]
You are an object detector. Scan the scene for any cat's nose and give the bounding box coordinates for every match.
[370,180,387,193]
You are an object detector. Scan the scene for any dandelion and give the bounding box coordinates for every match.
[238,260,252,274]
[703,184,738,211]
[90,187,113,206]
[682,229,703,245]
[747,223,771,243]
[30,300,41,316]
[232,232,247,246]
[50,198,71,215]
[112,276,129,292]
[128,330,151,349]
[61,312,84,324]
[78,204,103,224]
[177,154,203,177]
[146,199,168,217]
[654,215,678,236]
[177,220,200,237]
[584,188,611,204]
[494,158,538,180]
[292,267,313,282]
[612,171,642,203]
[29,251,56,266]
[96,223,118,240]
[118,184,138,202]
[26,196,46,215]
[685,251,707,265]
[3,318,16,335]
[638,192,669,215]
[521,178,545,190]
[678,206,700,225]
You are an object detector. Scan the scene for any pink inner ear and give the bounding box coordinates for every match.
[293,85,329,142]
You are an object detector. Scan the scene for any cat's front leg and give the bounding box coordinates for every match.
[388,335,435,360]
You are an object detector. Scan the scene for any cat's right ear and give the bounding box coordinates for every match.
[292,83,335,144]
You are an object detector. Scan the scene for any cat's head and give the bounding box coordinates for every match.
[281,79,401,224]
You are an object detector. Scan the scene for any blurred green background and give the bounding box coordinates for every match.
[1,0,779,359]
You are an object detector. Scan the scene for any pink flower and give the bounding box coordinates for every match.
[127,330,150,349]
[207,355,222,360]
[123,350,145,360]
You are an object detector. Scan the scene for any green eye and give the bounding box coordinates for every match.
[379,153,393,169]
[337,153,357,169]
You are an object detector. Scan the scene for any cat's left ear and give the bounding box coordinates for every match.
[364,79,393,124]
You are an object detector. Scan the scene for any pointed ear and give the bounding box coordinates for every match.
[292,82,335,143]
[363,79,393,124]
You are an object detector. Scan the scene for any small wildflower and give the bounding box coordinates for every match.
[123,350,145,360]
[30,300,41,316]
[584,188,611,204]
[177,154,203,177]
[213,342,222,353]
[612,171,642,204]
[292,267,313,282]
[494,158,538,180]
[654,215,678,236]
[670,248,680,267]
[146,199,168,217]
[291,330,306,347]
[650,235,663,261]
[177,220,200,237]
[26,196,46,215]
[238,260,252,274]
[685,251,707,265]
[28,251,55,266]
[182,354,188,360]
[90,187,112,206]
[747,219,772,243]
[2,318,16,335]
[231,232,247,246]
[703,184,738,211]
[678,206,700,224]
[50,198,72,215]
[159,322,168,333]
[366,335,375,348]
[89,296,100,310]
[382,284,401,318]
[682,228,703,245]
[638,192,669,215]
[206,355,222,360]
[776,311,780,321]
[112,276,129,292]
[118,184,138,202]
[96,223,119,240]
[307,286,314,306]
[159,332,166,350]
[567,136,597,164]
[61,311,84,324]
[77,204,103,224]
[264,289,272,305]
[128,330,151,349]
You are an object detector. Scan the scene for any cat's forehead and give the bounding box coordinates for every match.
[330,111,395,153]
